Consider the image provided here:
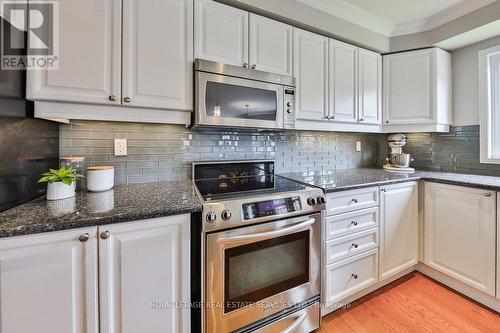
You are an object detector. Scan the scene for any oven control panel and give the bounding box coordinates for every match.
[284,87,295,129]
[242,196,301,220]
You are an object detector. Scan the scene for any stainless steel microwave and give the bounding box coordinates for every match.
[193,59,296,130]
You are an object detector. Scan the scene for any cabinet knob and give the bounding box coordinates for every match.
[352,274,359,279]
[108,95,116,102]
[324,116,329,119]
[243,63,249,68]
[329,115,335,120]
[100,231,110,240]
[251,64,256,69]
[123,97,131,103]
[79,233,90,242]
[351,221,358,226]
[351,198,358,203]
[386,120,389,124]
[351,243,359,248]
[381,188,387,192]
[359,118,364,122]
[484,193,492,197]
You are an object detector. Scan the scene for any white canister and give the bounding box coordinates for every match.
[86,166,114,192]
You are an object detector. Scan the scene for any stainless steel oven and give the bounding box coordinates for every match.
[193,59,296,130]
[205,213,321,333]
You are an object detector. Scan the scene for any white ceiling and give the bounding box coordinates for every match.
[298,0,497,36]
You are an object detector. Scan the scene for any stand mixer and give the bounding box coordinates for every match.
[383,134,415,174]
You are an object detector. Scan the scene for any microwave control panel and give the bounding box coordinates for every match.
[284,87,295,129]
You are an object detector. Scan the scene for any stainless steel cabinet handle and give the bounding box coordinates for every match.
[351,221,358,226]
[351,198,358,203]
[484,193,492,197]
[79,233,90,242]
[100,231,110,240]
[324,116,329,119]
[123,97,131,103]
[251,64,256,69]
[329,115,335,120]
[108,95,116,102]
[351,243,359,248]
[243,63,249,68]
[352,274,358,279]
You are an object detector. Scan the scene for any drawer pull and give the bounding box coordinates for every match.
[351,221,358,226]
[351,243,359,248]
[484,193,492,197]
[352,274,358,279]
[351,198,358,203]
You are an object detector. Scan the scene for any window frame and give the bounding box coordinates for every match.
[479,44,500,164]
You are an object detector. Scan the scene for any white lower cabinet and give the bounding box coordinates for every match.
[379,182,418,281]
[0,228,99,333]
[324,249,378,306]
[0,214,191,333]
[424,182,496,296]
[99,215,191,333]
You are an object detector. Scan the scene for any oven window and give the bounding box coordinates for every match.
[205,82,278,121]
[224,231,309,313]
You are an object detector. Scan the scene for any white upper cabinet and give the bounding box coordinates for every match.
[379,183,418,281]
[424,182,496,296]
[194,0,248,67]
[358,49,382,125]
[0,228,98,333]
[249,14,293,76]
[99,215,191,333]
[294,28,329,121]
[383,48,451,132]
[122,0,193,110]
[329,40,358,123]
[27,0,122,105]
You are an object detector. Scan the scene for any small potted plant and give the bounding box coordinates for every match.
[38,167,84,200]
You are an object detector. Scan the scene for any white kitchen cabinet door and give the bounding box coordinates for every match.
[249,14,293,76]
[328,39,357,123]
[358,49,382,125]
[27,0,122,105]
[379,182,418,281]
[0,228,98,333]
[383,48,451,131]
[122,0,193,110]
[194,0,248,67]
[424,182,496,296]
[294,28,329,121]
[99,215,191,333]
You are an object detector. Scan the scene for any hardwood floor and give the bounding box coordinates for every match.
[318,272,500,333]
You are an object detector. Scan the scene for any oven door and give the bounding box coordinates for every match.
[195,71,284,130]
[205,213,321,333]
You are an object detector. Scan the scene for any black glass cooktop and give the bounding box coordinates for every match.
[193,161,308,202]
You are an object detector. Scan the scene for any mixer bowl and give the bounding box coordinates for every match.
[388,154,413,168]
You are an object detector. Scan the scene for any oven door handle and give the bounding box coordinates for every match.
[216,218,315,245]
[282,311,308,333]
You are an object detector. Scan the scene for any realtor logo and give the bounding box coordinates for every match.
[1,0,59,70]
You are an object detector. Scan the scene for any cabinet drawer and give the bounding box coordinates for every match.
[326,187,379,215]
[325,228,378,264]
[325,207,379,240]
[324,249,378,306]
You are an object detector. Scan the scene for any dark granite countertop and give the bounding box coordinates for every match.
[0,180,202,238]
[278,168,500,193]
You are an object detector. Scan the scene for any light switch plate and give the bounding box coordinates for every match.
[114,138,127,156]
[356,141,362,152]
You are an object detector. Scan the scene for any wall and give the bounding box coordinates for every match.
[405,125,500,176]
[60,121,387,184]
[452,35,500,126]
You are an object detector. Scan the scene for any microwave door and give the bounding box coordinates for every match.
[195,72,284,129]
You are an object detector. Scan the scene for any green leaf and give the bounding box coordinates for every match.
[37,176,50,183]
[62,178,73,186]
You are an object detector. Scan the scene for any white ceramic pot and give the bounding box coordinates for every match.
[86,166,114,192]
[46,181,76,201]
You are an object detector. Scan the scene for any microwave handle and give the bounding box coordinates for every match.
[216,218,315,245]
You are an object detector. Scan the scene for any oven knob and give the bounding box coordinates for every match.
[221,210,232,221]
[287,101,293,107]
[287,108,293,114]
[307,197,317,206]
[206,212,217,223]
[317,196,326,204]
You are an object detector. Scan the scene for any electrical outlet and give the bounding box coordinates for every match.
[114,138,127,156]
[356,141,362,152]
